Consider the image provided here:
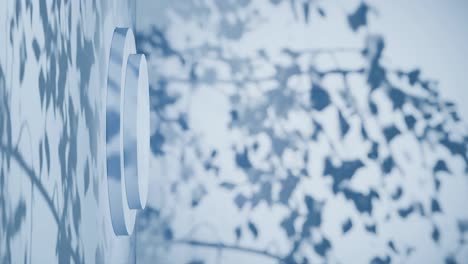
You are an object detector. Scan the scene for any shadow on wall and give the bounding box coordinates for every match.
[134,1,468,264]
[1,0,468,263]
[1,0,110,263]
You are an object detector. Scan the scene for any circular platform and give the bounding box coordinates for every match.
[106,27,149,236]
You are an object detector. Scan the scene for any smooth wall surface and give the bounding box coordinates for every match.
[0,0,136,262]
[135,1,468,263]
[1,0,468,263]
